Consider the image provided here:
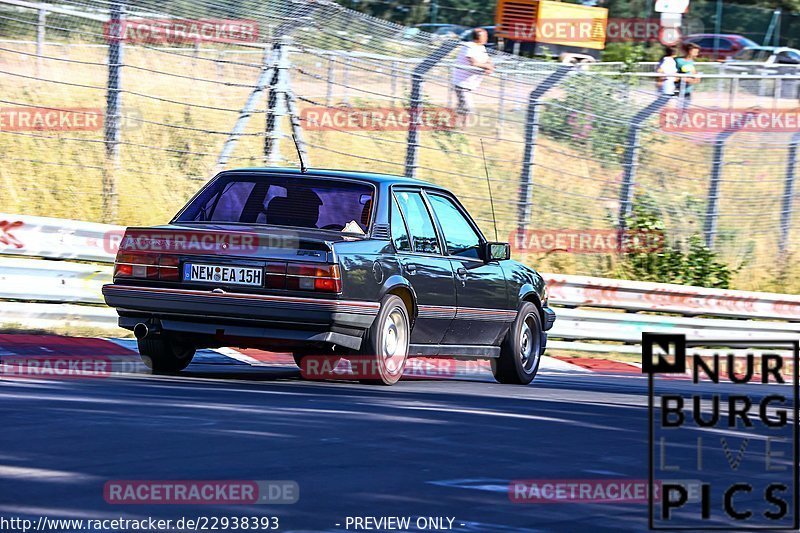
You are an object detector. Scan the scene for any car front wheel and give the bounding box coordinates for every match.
[492,302,543,385]
[137,334,196,374]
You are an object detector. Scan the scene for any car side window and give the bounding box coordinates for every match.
[717,39,733,51]
[427,194,482,259]
[394,190,441,254]
[391,195,411,252]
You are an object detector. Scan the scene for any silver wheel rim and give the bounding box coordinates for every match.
[382,307,408,374]
[519,314,541,374]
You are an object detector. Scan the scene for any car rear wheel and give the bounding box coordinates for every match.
[492,302,543,385]
[355,294,410,386]
[137,334,196,374]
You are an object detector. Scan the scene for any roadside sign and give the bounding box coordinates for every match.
[655,0,690,14]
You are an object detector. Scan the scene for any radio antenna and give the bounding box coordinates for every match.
[480,139,499,241]
[292,133,308,173]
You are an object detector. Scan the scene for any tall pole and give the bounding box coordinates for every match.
[404,40,459,179]
[103,1,124,223]
[618,95,672,229]
[517,66,572,230]
[713,0,722,59]
[779,132,800,257]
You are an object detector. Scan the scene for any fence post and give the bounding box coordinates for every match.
[404,40,459,179]
[779,131,800,256]
[215,46,275,173]
[341,54,350,105]
[326,53,335,107]
[516,65,572,230]
[496,70,506,140]
[102,1,124,223]
[728,75,738,108]
[36,8,46,64]
[704,116,752,248]
[265,38,290,165]
[390,60,398,106]
[446,63,453,108]
[617,94,672,229]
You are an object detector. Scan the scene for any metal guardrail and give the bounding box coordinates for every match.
[1,214,798,348]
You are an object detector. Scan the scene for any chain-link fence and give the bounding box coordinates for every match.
[0,0,798,292]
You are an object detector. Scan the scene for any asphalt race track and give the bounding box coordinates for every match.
[0,336,795,532]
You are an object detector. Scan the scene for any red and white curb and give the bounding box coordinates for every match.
[0,334,641,379]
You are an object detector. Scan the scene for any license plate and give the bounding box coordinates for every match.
[183,263,263,287]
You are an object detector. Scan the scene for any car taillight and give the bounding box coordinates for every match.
[158,255,180,281]
[114,252,180,281]
[286,263,341,293]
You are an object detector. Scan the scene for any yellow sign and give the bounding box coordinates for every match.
[495,0,609,50]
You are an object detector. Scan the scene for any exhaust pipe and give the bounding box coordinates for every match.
[133,322,161,340]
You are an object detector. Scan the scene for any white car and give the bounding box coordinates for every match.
[726,46,800,99]
[729,46,800,66]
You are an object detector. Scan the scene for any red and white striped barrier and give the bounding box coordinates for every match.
[0,214,798,348]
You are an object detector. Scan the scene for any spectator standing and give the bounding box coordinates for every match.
[656,46,678,96]
[675,42,701,106]
[452,28,494,126]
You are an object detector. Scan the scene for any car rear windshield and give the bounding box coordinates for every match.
[175,175,375,233]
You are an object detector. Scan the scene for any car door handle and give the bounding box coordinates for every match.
[405,263,417,275]
[456,267,468,278]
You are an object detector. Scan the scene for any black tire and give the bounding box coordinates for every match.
[492,302,543,385]
[353,294,410,386]
[137,335,196,375]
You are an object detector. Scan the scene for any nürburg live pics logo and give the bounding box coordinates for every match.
[644,333,798,530]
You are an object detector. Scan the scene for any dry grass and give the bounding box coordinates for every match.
[0,42,797,293]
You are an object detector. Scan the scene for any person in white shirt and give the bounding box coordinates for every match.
[656,46,678,97]
[452,28,494,125]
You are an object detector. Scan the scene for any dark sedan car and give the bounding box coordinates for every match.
[103,168,556,385]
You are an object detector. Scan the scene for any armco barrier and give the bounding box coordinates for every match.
[0,213,120,263]
[546,274,800,321]
[0,257,110,304]
[0,214,798,347]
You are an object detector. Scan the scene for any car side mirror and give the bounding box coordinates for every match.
[483,242,510,262]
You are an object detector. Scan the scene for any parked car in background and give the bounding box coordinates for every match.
[414,23,468,38]
[103,168,556,386]
[727,46,800,99]
[729,46,800,65]
[682,34,759,61]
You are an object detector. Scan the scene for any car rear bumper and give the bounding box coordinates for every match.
[102,284,379,349]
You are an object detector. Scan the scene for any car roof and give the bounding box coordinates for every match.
[742,45,776,50]
[685,33,749,39]
[742,46,800,53]
[221,167,446,189]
